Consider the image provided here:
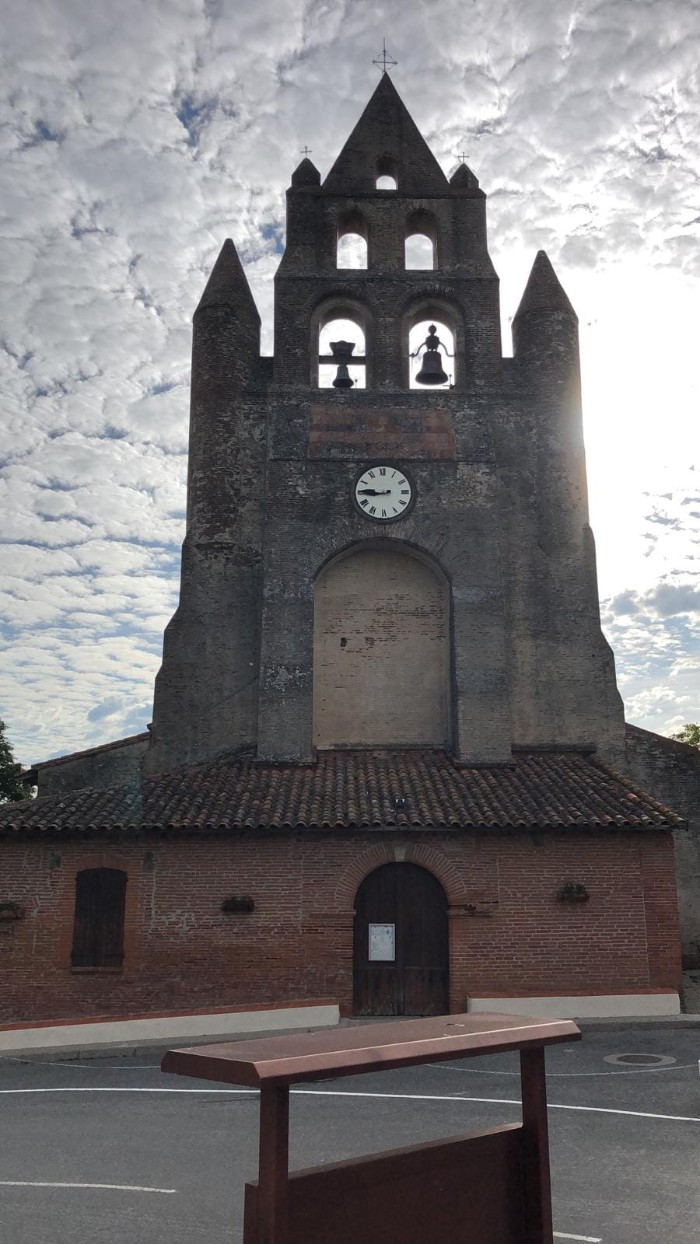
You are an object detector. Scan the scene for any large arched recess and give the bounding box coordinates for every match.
[313,541,452,749]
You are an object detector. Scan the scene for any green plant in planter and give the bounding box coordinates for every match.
[0,900,26,920]
[221,895,255,914]
[558,882,589,903]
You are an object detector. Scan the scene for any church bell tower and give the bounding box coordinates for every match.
[145,73,625,776]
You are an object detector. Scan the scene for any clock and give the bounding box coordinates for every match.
[353,464,414,521]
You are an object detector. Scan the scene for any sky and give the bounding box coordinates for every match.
[1,0,698,766]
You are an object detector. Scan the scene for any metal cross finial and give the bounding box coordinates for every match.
[457,150,469,164]
[372,39,398,73]
[300,146,312,158]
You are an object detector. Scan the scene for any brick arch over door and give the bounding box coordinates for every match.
[313,543,451,748]
[334,843,470,911]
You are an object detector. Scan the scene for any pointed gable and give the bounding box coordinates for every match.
[323,75,448,195]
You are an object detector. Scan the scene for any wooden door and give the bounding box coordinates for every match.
[353,863,448,1016]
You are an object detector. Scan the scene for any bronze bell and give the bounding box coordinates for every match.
[414,324,449,386]
[330,340,355,389]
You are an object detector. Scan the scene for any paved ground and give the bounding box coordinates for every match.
[1,1023,699,1243]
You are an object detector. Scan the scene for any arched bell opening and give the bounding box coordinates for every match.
[404,300,462,390]
[314,298,370,390]
[376,154,398,191]
[337,211,368,270]
[405,210,438,270]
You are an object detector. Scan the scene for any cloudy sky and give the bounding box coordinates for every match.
[1,0,698,765]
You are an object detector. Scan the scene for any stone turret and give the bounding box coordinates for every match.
[507,251,625,761]
[145,240,267,774]
[513,250,585,538]
[512,251,581,436]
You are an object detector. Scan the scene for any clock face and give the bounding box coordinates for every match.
[354,464,414,521]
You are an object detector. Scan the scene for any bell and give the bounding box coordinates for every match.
[414,324,449,386]
[415,350,449,386]
[330,340,355,389]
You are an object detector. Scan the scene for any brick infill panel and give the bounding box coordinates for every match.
[309,405,456,460]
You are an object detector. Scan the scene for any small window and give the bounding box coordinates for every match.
[405,233,435,270]
[337,233,368,269]
[405,211,438,270]
[71,868,127,968]
[376,156,398,191]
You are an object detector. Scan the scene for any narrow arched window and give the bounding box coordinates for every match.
[337,233,368,269]
[405,210,438,270]
[71,868,127,968]
[405,234,435,270]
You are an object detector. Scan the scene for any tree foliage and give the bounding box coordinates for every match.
[0,719,26,803]
[671,723,700,748]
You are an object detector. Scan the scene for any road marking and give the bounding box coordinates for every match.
[0,1087,246,1094]
[435,1061,694,1077]
[290,1088,700,1125]
[1,1084,699,1126]
[41,1061,93,1070]
[554,1233,601,1242]
[0,1181,176,1194]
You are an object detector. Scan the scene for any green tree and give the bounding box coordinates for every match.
[671,723,700,747]
[0,719,26,802]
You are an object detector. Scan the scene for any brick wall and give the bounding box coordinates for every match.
[624,725,700,973]
[0,830,681,1023]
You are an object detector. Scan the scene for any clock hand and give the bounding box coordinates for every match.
[357,488,391,496]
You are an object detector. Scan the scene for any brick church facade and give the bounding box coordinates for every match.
[1,75,696,1024]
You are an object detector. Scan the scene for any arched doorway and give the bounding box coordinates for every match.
[353,863,449,1016]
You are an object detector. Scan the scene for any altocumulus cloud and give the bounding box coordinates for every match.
[0,0,698,761]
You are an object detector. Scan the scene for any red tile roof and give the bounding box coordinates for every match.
[0,750,682,838]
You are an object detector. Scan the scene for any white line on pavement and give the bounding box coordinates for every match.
[0,1181,176,1194]
[434,1061,695,1077]
[1,1084,700,1126]
[292,1087,700,1125]
[554,1233,601,1242]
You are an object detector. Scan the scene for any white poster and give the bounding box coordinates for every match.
[368,923,395,962]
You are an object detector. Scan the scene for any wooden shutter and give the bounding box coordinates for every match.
[71,868,127,967]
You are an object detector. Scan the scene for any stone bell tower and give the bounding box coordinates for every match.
[145,73,625,776]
